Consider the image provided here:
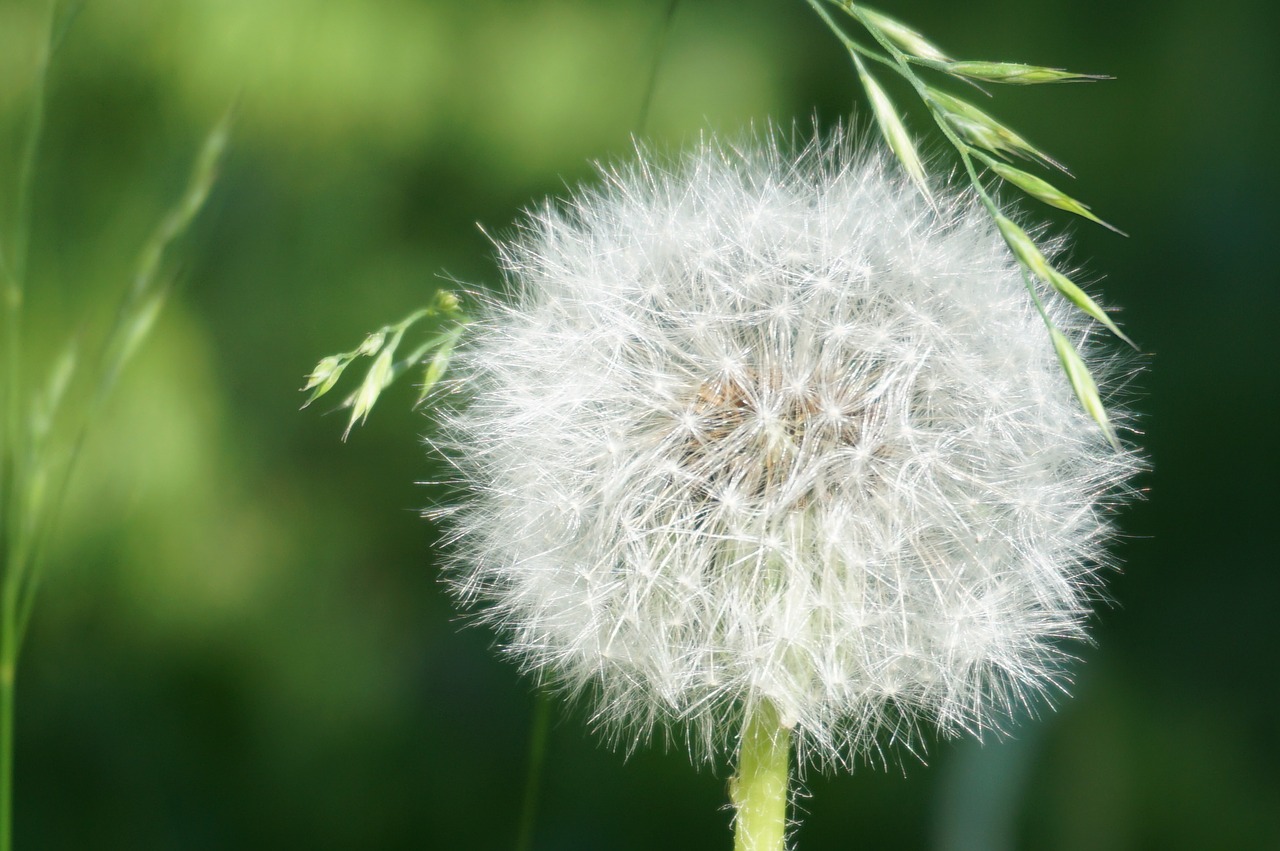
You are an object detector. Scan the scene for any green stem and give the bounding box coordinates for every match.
[803,0,893,71]
[0,595,16,851]
[0,7,60,849]
[513,691,552,851]
[636,0,681,135]
[731,703,791,851]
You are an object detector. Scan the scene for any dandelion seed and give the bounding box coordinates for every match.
[438,128,1140,774]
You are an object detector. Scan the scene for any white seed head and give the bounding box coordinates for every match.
[437,129,1140,770]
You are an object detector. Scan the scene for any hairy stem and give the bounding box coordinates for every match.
[732,702,791,851]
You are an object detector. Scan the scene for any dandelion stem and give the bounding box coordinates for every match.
[731,702,791,851]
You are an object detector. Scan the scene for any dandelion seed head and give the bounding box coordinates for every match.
[439,129,1140,770]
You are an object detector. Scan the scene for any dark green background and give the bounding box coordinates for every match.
[1,0,1276,848]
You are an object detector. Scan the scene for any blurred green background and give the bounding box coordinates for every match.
[2,0,1277,848]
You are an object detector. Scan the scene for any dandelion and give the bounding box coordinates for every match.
[438,129,1139,848]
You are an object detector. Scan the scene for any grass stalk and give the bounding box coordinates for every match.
[0,19,230,837]
[514,692,553,851]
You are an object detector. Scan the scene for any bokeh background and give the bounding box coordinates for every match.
[1,0,1276,848]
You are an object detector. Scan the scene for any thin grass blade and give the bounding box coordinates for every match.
[945,61,1107,85]
[928,88,1067,173]
[854,55,933,204]
[996,216,1135,348]
[853,6,950,63]
[1050,328,1119,448]
[981,155,1124,234]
